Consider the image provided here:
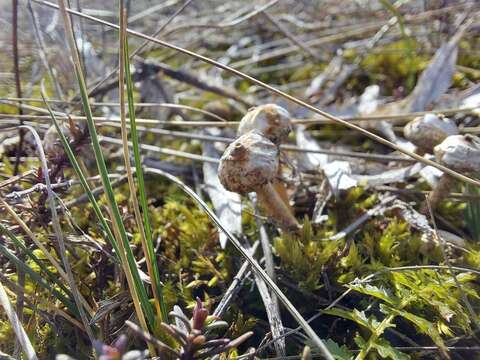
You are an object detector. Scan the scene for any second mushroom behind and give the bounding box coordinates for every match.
[404,113,459,154]
[424,134,480,211]
[218,131,299,232]
[237,104,293,145]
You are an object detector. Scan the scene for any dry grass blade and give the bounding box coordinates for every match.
[0,281,38,360]
[17,125,95,343]
[29,0,480,188]
[3,96,477,123]
[0,199,93,316]
[118,1,167,323]
[0,97,228,122]
[143,167,335,360]
[84,0,195,98]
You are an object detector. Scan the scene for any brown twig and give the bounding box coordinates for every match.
[12,0,24,177]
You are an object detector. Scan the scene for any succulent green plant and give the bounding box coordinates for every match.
[127,298,254,360]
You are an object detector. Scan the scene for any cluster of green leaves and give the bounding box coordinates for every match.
[274,218,342,290]
[465,184,480,242]
[324,268,478,360]
[274,188,377,290]
[273,188,480,359]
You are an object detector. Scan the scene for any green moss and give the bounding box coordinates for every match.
[361,40,429,93]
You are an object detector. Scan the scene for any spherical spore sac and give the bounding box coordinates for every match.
[404,113,458,152]
[218,131,278,194]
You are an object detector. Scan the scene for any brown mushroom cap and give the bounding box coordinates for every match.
[218,131,279,194]
[237,104,292,145]
[404,114,458,152]
[434,134,480,173]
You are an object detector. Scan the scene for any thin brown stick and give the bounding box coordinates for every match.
[8,3,25,338]
[261,11,319,60]
[83,0,195,101]
[12,0,24,177]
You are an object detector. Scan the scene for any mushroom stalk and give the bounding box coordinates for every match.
[272,178,292,211]
[256,183,299,231]
[422,174,454,213]
[218,131,299,233]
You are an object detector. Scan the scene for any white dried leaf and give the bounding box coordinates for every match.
[323,161,357,195]
[358,85,380,115]
[295,125,329,170]
[353,162,424,187]
[406,22,469,112]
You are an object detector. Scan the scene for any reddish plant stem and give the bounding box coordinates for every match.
[12,0,24,176]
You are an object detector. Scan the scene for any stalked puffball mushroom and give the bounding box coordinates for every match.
[237,104,292,145]
[404,113,458,154]
[218,131,299,231]
[424,134,480,211]
[237,104,293,210]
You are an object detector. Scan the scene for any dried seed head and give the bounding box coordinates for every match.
[218,131,278,194]
[237,104,292,144]
[404,114,458,152]
[43,124,73,159]
[434,134,480,173]
[204,100,231,120]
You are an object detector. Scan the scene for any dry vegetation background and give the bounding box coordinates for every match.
[1,0,480,359]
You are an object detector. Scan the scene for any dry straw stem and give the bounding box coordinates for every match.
[18,1,480,188]
[118,3,165,324]
[0,272,85,332]
[0,98,228,122]
[15,125,96,344]
[0,198,94,317]
[0,281,38,360]
[82,0,195,99]
[426,199,480,335]
[3,100,477,125]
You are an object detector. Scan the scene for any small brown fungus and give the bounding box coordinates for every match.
[404,113,458,154]
[218,131,299,231]
[424,134,480,211]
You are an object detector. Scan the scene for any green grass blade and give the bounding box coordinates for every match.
[124,34,168,323]
[0,223,71,297]
[40,90,120,260]
[56,0,155,330]
[0,241,77,316]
